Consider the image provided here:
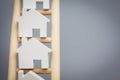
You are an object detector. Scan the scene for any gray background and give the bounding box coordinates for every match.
[0,0,120,80]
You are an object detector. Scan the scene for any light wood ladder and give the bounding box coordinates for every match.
[8,0,60,80]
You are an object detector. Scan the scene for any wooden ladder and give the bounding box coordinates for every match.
[8,0,60,80]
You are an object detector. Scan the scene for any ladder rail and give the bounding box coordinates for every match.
[8,0,22,80]
[51,0,60,80]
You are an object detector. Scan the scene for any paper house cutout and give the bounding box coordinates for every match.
[17,37,51,69]
[18,70,45,80]
[23,0,50,9]
[17,9,50,38]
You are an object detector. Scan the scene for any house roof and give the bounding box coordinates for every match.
[17,9,50,22]
[24,71,44,80]
[19,70,45,80]
[17,38,51,53]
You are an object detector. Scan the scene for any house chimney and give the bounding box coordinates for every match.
[22,37,28,45]
[22,9,30,16]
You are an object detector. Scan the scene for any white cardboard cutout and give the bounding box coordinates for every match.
[18,9,50,38]
[18,70,45,80]
[17,37,51,69]
[23,0,50,9]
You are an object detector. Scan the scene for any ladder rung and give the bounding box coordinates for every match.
[16,68,52,74]
[20,10,52,15]
[18,37,51,43]
[39,10,52,15]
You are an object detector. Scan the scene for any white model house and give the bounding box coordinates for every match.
[18,70,45,80]
[23,0,50,9]
[17,9,50,38]
[17,37,51,69]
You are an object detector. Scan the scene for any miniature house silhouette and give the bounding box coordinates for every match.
[18,70,45,80]
[17,9,50,38]
[17,38,51,69]
[23,0,50,9]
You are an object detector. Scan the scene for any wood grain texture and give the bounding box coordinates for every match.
[51,0,60,80]
[39,10,52,15]
[8,0,21,80]
[16,68,52,74]
[20,10,52,15]
[18,37,51,43]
